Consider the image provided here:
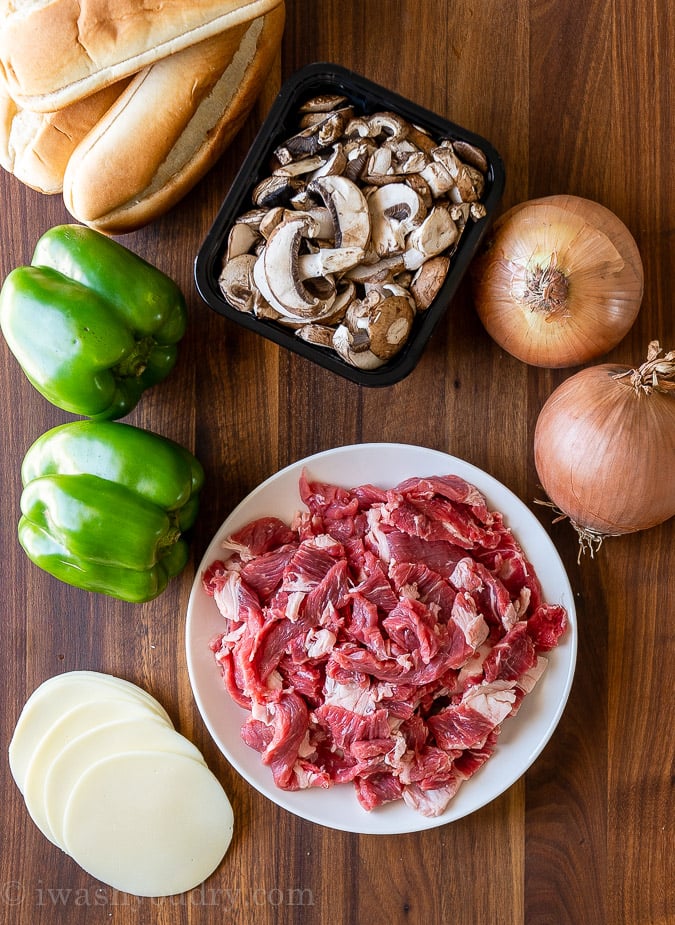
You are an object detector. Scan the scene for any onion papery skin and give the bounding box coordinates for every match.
[534,364,675,537]
[472,195,644,368]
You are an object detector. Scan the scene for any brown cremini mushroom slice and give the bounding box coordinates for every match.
[333,290,414,368]
[296,322,339,348]
[218,253,257,313]
[252,174,304,208]
[410,254,451,310]
[299,94,349,114]
[307,143,348,180]
[451,139,489,174]
[273,107,354,165]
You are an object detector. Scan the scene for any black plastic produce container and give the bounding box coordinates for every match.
[194,62,505,386]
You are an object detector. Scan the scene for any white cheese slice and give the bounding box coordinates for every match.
[22,698,167,847]
[62,750,234,896]
[9,670,171,791]
[44,717,206,847]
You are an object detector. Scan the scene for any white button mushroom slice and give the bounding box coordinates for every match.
[44,717,206,849]
[9,671,172,793]
[62,750,234,897]
[367,183,427,257]
[306,174,371,251]
[219,253,257,313]
[403,206,459,270]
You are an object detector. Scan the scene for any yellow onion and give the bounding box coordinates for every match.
[534,341,675,553]
[472,195,644,367]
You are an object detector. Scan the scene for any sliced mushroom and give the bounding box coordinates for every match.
[363,295,415,360]
[296,322,338,348]
[452,139,489,174]
[366,111,409,142]
[272,154,328,177]
[367,183,426,257]
[420,160,455,197]
[273,107,354,164]
[218,253,257,313]
[298,245,365,278]
[272,207,335,241]
[252,174,304,208]
[343,254,405,283]
[334,290,414,367]
[258,214,333,317]
[225,222,261,262]
[333,324,385,370]
[299,94,349,114]
[307,174,371,250]
[404,206,459,270]
[409,254,450,310]
[308,143,348,180]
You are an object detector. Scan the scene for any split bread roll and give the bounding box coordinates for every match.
[0,0,284,112]
[63,3,285,234]
[0,78,130,194]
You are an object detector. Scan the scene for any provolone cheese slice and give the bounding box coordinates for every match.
[63,751,234,896]
[44,717,206,847]
[22,699,166,847]
[9,670,171,790]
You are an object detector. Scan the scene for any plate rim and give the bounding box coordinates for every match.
[185,443,577,834]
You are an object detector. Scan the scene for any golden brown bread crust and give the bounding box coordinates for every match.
[62,3,285,234]
[0,78,130,194]
[0,0,284,112]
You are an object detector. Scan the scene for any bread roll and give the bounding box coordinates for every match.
[0,78,129,194]
[62,4,285,234]
[0,0,284,112]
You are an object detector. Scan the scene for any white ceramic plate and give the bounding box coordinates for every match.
[185,444,577,835]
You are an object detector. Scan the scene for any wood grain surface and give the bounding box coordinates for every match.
[1,1,673,923]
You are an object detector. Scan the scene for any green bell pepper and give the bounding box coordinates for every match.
[0,224,187,420]
[19,420,204,603]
